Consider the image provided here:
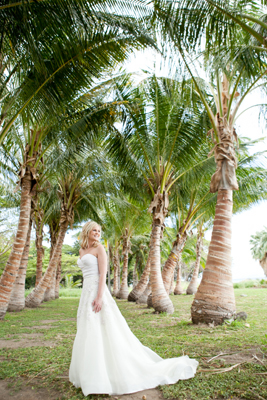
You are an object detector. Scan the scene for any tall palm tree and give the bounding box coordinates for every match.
[108,74,209,313]
[0,127,44,318]
[0,0,155,145]
[25,153,111,308]
[161,175,215,295]
[186,221,205,295]
[151,7,267,321]
[103,198,151,299]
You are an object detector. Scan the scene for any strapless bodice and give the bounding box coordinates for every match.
[77,254,99,278]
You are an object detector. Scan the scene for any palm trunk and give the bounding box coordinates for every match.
[191,189,236,324]
[25,216,69,308]
[0,170,32,319]
[132,256,138,289]
[174,262,183,295]
[150,221,174,313]
[43,267,57,301]
[35,223,44,287]
[136,281,151,304]
[128,251,151,302]
[43,223,58,300]
[7,217,32,312]
[169,271,175,295]
[55,255,62,299]
[161,232,187,293]
[259,256,267,277]
[187,228,204,295]
[112,248,120,296]
[117,231,130,299]
[116,251,129,299]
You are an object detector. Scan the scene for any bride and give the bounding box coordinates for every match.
[69,221,198,396]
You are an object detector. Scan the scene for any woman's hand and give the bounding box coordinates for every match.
[92,297,102,313]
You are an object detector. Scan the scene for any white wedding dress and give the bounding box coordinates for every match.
[69,254,198,396]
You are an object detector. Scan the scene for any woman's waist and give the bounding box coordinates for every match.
[83,273,100,280]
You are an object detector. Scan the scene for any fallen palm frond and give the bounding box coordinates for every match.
[198,362,245,374]
[26,362,69,384]
[252,354,266,366]
[207,352,233,363]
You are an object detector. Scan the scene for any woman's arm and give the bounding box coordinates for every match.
[92,244,107,313]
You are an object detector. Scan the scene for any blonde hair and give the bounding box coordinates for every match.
[80,221,101,249]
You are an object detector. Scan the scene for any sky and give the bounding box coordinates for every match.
[63,49,267,281]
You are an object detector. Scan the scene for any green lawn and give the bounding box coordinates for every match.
[0,288,266,400]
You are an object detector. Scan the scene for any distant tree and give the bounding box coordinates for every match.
[250,228,267,277]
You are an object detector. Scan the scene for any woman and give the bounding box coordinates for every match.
[69,221,198,396]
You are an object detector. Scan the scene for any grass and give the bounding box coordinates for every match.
[233,279,267,289]
[0,288,266,400]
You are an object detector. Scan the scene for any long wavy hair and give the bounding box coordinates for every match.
[80,221,101,249]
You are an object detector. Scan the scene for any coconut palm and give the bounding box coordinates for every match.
[0,0,155,145]
[186,222,205,295]
[25,152,112,308]
[104,198,151,299]
[250,228,267,277]
[108,74,210,313]
[149,10,267,321]
[0,69,135,318]
[161,175,215,296]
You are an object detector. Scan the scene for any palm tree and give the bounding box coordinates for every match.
[25,153,111,308]
[161,176,215,295]
[108,74,209,313]
[0,127,43,318]
[151,8,267,321]
[250,228,267,277]
[0,0,155,145]
[7,216,33,312]
[186,222,205,295]
[104,198,151,299]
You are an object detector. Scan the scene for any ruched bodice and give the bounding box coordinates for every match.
[77,254,99,278]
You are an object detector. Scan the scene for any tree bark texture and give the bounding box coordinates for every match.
[117,230,130,299]
[260,256,267,277]
[132,257,138,289]
[8,217,32,312]
[0,171,32,319]
[43,266,57,302]
[42,223,59,301]
[169,271,175,295]
[147,292,153,308]
[209,113,238,193]
[128,245,151,302]
[150,223,174,313]
[112,248,120,296]
[162,233,187,293]
[136,281,151,304]
[55,255,62,299]
[186,228,204,295]
[35,219,44,287]
[25,216,69,308]
[174,263,183,295]
[191,189,236,325]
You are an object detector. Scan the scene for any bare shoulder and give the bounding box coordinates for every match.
[96,243,106,257]
[79,248,83,257]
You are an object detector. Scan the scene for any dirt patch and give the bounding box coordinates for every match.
[0,338,55,349]
[204,348,266,366]
[0,379,63,400]
[107,389,164,400]
[37,318,75,324]
[38,320,60,324]
[25,325,59,330]
[7,333,44,339]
